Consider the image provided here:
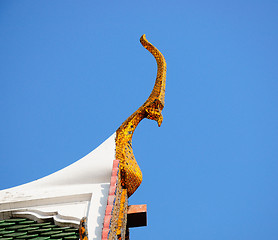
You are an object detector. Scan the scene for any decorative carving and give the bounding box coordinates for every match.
[112,35,166,238]
[79,217,88,240]
[10,209,80,228]
[103,35,166,240]
[115,34,167,197]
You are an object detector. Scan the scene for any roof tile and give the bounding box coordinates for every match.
[0,218,79,240]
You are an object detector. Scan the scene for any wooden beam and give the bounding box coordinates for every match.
[127,204,147,228]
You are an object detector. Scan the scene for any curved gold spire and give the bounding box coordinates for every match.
[115,34,167,197]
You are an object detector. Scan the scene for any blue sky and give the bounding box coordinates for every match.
[1,1,278,239]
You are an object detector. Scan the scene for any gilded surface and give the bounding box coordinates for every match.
[115,34,167,197]
[107,170,128,240]
[79,217,88,240]
[117,188,128,238]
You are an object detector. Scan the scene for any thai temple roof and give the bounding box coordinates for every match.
[0,134,116,239]
[0,34,166,240]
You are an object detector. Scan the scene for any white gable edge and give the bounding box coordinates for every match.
[0,133,116,240]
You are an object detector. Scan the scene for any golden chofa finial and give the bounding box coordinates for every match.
[115,34,167,197]
[140,34,166,127]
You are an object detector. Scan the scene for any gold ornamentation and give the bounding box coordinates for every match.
[115,34,167,197]
[116,188,128,237]
[79,217,88,240]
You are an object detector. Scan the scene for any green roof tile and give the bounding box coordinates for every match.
[29,228,52,234]
[64,236,79,240]
[3,232,27,237]
[6,224,30,230]
[18,220,36,224]
[51,232,76,237]
[41,225,57,228]
[18,227,40,232]
[0,218,79,240]
[40,230,63,236]
[0,230,15,235]
[30,237,50,240]
[56,226,71,229]
[51,226,71,231]
[0,222,16,227]
[16,234,39,239]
